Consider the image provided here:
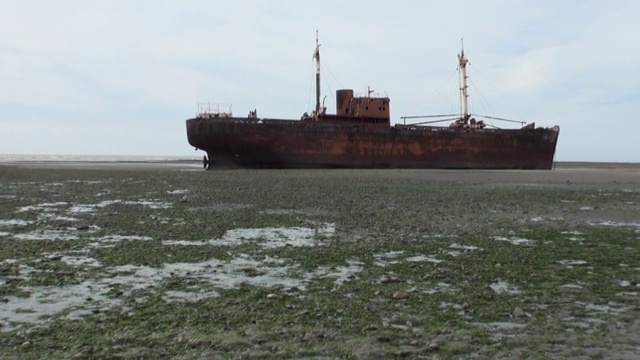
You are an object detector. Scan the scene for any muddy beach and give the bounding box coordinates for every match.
[0,162,639,359]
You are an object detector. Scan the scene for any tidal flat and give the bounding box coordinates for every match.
[0,163,639,359]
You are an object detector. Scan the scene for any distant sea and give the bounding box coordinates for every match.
[0,155,200,163]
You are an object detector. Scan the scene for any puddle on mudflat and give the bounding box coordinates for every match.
[560,283,583,289]
[66,180,110,185]
[448,243,482,256]
[61,255,102,267]
[307,260,363,290]
[163,290,220,302]
[0,254,301,331]
[13,230,79,241]
[563,317,606,332]
[405,255,443,264]
[620,280,640,288]
[162,240,208,246]
[18,202,68,213]
[377,251,405,258]
[37,214,81,222]
[262,209,300,216]
[215,224,335,248]
[473,322,526,331]
[490,280,522,295]
[585,304,610,312]
[427,234,459,239]
[450,243,481,251]
[0,249,365,330]
[14,198,172,216]
[167,189,188,195]
[150,216,185,225]
[107,255,302,291]
[373,251,404,267]
[558,260,588,266]
[493,236,534,246]
[188,203,253,212]
[423,282,458,294]
[588,221,640,228]
[527,216,563,222]
[85,235,153,249]
[68,199,172,214]
[0,219,34,227]
[446,243,482,257]
[0,259,20,265]
[439,302,466,316]
[0,232,10,237]
[38,251,102,267]
[68,204,100,213]
[162,223,335,249]
[473,321,527,340]
[0,283,119,332]
[43,182,64,187]
[261,208,329,217]
[582,302,627,314]
[439,302,463,310]
[567,236,585,242]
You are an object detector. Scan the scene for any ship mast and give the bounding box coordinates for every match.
[314,30,321,118]
[458,39,469,120]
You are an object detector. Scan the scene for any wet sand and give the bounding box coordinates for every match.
[1,160,639,187]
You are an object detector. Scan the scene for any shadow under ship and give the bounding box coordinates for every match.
[186,37,560,170]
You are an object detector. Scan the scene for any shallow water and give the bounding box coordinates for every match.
[489,280,522,295]
[493,236,534,246]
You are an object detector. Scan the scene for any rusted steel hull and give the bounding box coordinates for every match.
[186,118,560,169]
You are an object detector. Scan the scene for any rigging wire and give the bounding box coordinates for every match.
[403,67,458,117]
[468,75,499,128]
[320,58,345,90]
[449,72,459,116]
[402,117,461,126]
[470,64,527,124]
[322,67,334,109]
[307,59,314,113]
[468,77,492,118]
[471,114,524,124]
[401,114,459,119]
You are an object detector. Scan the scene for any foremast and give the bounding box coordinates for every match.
[313,30,322,119]
[458,39,469,120]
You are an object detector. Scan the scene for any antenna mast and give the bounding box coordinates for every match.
[458,39,469,119]
[314,30,321,117]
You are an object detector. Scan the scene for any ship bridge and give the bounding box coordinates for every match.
[336,89,390,119]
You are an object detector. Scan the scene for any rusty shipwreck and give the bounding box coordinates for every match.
[186,36,560,169]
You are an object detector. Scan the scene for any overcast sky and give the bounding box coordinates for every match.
[1,0,638,162]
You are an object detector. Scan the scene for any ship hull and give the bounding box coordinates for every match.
[186,118,560,170]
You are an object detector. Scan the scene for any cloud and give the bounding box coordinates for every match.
[0,1,639,161]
